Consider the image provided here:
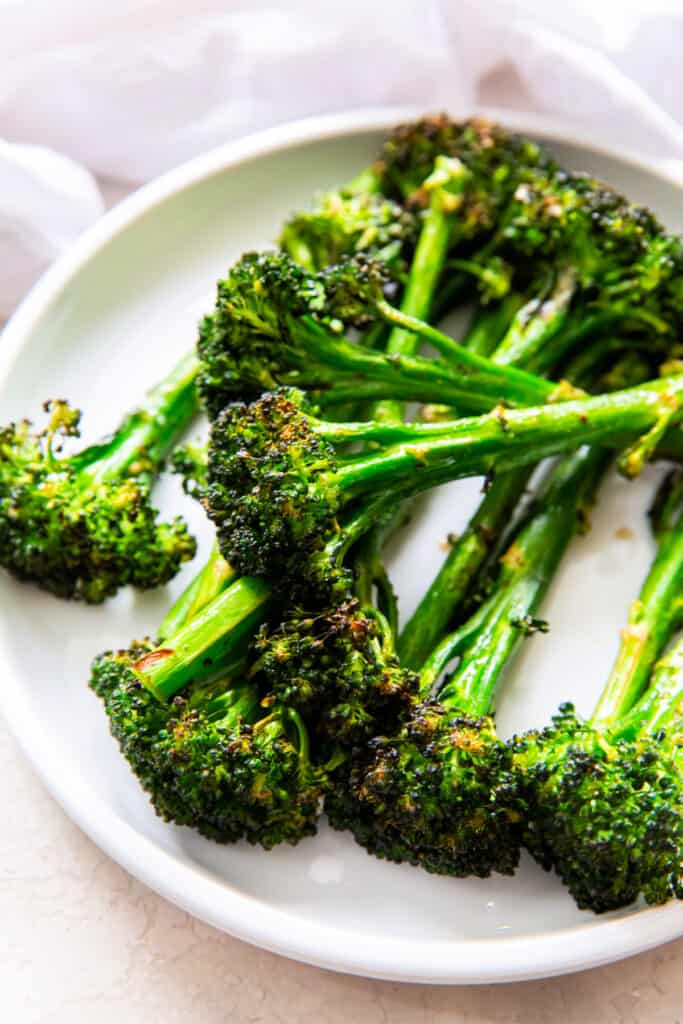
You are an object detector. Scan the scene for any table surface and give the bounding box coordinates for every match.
[4,182,683,1024]
[2,714,683,1024]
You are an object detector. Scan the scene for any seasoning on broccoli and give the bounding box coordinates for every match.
[0,351,199,602]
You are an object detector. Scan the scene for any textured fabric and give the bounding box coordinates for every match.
[1,0,681,316]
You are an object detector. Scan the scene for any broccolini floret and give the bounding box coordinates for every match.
[0,352,199,602]
[91,646,327,848]
[515,474,683,910]
[195,251,562,418]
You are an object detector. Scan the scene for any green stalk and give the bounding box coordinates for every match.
[133,576,271,701]
[313,375,683,500]
[342,166,381,196]
[78,350,199,484]
[490,269,577,368]
[200,678,261,723]
[373,159,468,423]
[428,272,472,325]
[158,541,236,642]
[372,301,572,407]
[397,334,643,668]
[615,639,683,739]
[460,294,526,358]
[286,316,569,413]
[351,528,399,637]
[591,522,683,729]
[435,446,611,718]
[399,288,547,668]
[528,310,647,376]
[399,467,532,668]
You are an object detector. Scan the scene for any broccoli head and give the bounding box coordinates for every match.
[91,645,327,848]
[255,598,417,745]
[279,190,417,273]
[377,115,554,225]
[196,251,398,416]
[327,698,524,877]
[206,388,342,584]
[0,400,195,602]
[514,703,683,911]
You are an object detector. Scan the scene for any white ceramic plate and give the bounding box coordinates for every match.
[2,109,683,984]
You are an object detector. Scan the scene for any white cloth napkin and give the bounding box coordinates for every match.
[2,0,683,317]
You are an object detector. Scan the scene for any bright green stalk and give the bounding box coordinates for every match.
[592,521,683,729]
[342,166,381,196]
[529,310,664,377]
[79,350,199,485]
[616,639,683,739]
[280,315,570,414]
[460,294,526,358]
[489,269,577,369]
[372,300,575,407]
[311,375,683,501]
[133,576,271,701]
[373,156,469,423]
[433,446,611,717]
[397,335,641,668]
[158,541,236,642]
[399,467,533,668]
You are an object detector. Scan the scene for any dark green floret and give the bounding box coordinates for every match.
[0,351,199,602]
[377,114,554,214]
[514,702,683,911]
[514,479,683,911]
[195,250,568,418]
[328,700,522,878]
[255,598,417,745]
[90,645,327,848]
[279,190,417,273]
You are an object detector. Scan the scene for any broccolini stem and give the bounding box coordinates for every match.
[437,445,611,718]
[428,272,471,324]
[398,289,549,667]
[373,299,576,407]
[397,329,641,668]
[649,469,683,540]
[591,522,683,730]
[315,375,683,500]
[558,335,640,387]
[79,350,200,485]
[292,317,568,413]
[286,707,312,764]
[615,638,683,739]
[491,268,577,368]
[373,182,455,423]
[132,575,271,701]
[398,467,533,669]
[202,679,261,724]
[322,492,400,573]
[460,294,526,358]
[158,541,236,641]
[284,235,317,272]
[528,310,640,376]
[416,606,490,699]
[352,529,399,636]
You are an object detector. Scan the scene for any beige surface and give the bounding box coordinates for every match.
[2,715,683,1023]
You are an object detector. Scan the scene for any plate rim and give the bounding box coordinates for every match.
[2,106,683,984]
